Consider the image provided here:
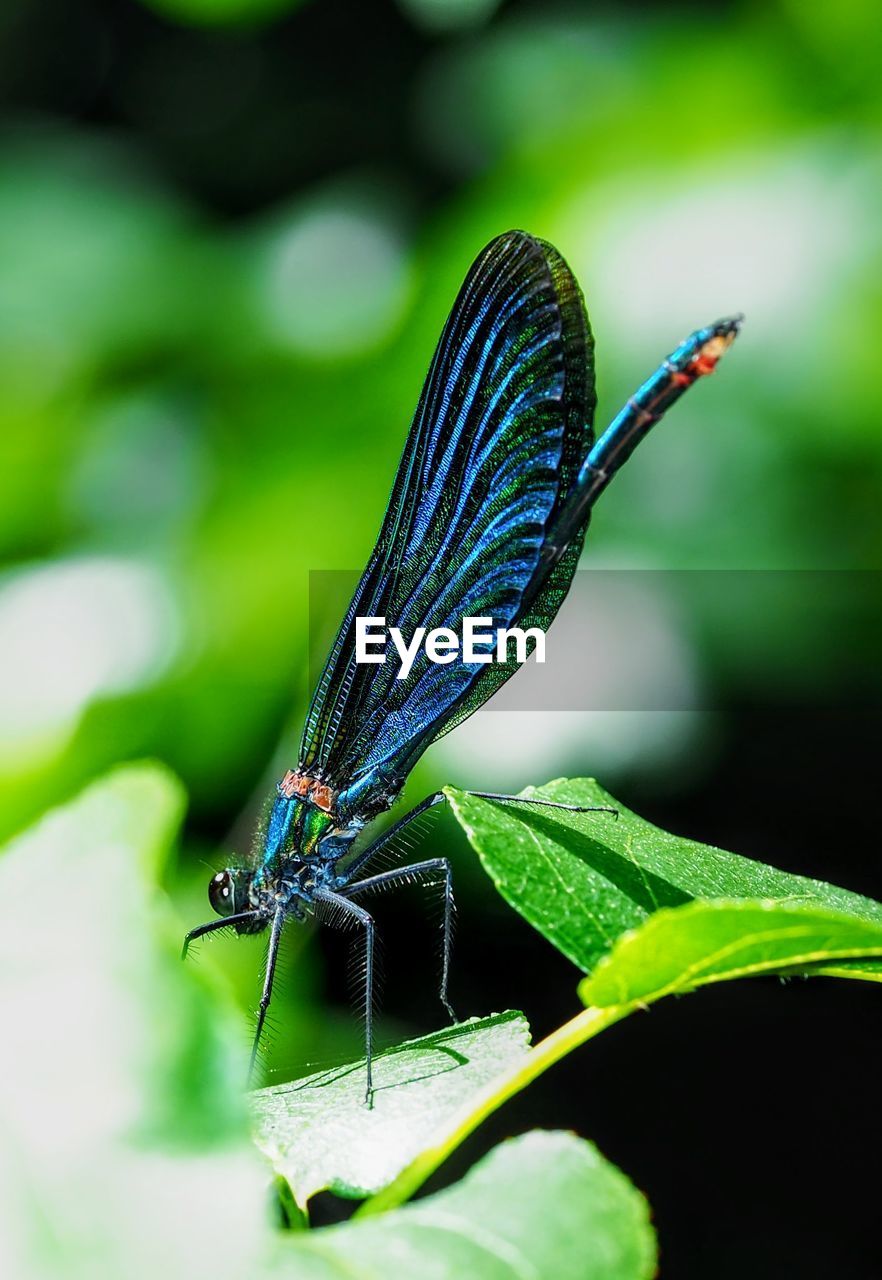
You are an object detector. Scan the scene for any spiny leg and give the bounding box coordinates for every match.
[342,789,616,883]
[314,888,376,1105]
[248,906,286,1087]
[181,911,258,960]
[467,790,617,816]
[344,858,458,1022]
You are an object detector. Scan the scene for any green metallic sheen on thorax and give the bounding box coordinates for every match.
[302,803,334,852]
[257,792,336,879]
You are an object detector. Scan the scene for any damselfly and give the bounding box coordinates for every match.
[184,231,740,1098]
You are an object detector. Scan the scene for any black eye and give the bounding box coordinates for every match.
[208,870,236,917]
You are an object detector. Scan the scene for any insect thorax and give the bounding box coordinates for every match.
[260,769,349,869]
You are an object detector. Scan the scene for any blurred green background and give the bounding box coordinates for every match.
[1,1,880,1274]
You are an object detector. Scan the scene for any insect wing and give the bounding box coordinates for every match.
[300,231,596,807]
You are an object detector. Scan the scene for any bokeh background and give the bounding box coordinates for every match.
[2,0,880,1276]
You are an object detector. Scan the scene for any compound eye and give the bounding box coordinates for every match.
[208,870,236,917]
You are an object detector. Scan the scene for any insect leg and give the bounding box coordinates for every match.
[343,789,614,884]
[343,858,458,1022]
[341,792,448,880]
[465,791,618,817]
[181,911,259,960]
[314,888,376,1105]
[248,906,286,1087]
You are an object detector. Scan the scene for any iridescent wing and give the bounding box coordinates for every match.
[300,231,595,814]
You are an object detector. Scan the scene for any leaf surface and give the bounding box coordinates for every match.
[0,765,270,1280]
[282,1131,656,1280]
[580,898,882,1007]
[251,1011,531,1208]
[446,778,882,983]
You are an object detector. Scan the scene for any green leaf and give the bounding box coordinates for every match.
[283,1131,656,1280]
[580,898,882,1008]
[364,780,882,1213]
[446,778,882,978]
[251,1011,531,1208]
[0,765,270,1280]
